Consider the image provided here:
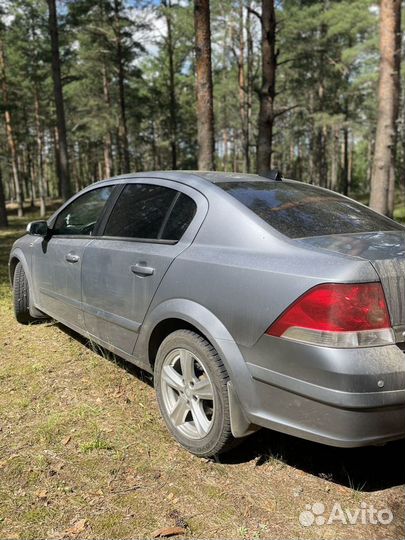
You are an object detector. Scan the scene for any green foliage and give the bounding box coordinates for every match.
[0,0,403,201]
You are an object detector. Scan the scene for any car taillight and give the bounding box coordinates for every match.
[267,283,394,348]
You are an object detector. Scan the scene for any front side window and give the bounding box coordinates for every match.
[104,184,196,241]
[218,181,404,239]
[53,186,113,236]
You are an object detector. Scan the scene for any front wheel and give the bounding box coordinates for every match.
[155,329,237,457]
[13,262,36,324]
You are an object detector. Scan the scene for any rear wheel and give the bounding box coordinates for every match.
[13,262,36,324]
[155,329,236,457]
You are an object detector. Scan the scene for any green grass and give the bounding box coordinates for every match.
[0,206,404,539]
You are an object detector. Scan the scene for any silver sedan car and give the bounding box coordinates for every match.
[9,171,405,457]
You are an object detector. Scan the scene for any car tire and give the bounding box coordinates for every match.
[155,329,237,457]
[13,262,36,324]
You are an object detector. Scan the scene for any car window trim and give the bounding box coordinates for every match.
[93,184,125,236]
[46,234,178,245]
[157,191,180,239]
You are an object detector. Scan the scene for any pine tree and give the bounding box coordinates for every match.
[47,0,71,201]
[257,0,277,174]
[194,0,215,170]
[370,0,402,215]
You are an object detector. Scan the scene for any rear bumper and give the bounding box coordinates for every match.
[237,336,405,447]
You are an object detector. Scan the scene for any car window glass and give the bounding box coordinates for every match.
[104,184,178,239]
[219,181,403,238]
[53,186,113,236]
[161,193,197,241]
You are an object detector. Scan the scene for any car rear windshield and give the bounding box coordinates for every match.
[218,181,403,239]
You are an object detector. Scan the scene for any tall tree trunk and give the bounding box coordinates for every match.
[0,168,8,228]
[53,126,61,197]
[47,0,71,201]
[102,63,113,178]
[387,0,402,217]
[342,126,349,195]
[257,0,277,174]
[115,127,123,174]
[330,128,339,192]
[194,0,215,170]
[238,1,248,172]
[246,0,253,172]
[0,37,23,217]
[163,0,178,169]
[370,0,401,215]
[34,87,46,217]
[114,0,130,173]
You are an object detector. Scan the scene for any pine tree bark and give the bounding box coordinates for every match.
[342,126,349,195]
[370,0,401,215]
[47,0,71,201]
[53,126,61,197]
[0,36,23,217]
[102,63,113,178]
[34,87,46,217]
[0,169,8,228]
[113,0,130,173]
[238,1,248,172]
[194,0,215,170]
[246,1,253,172]
[257,0,277,175]
[387,0,401,217]
[164,0,178,170]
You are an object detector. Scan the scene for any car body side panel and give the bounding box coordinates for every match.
[150,244,378,349]
[133,298,258,412]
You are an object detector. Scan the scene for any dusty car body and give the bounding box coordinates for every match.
[9,171,405,456]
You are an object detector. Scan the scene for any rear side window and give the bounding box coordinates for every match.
[104,184,196,241]
[219,181,403,238]
[163,193,197,241]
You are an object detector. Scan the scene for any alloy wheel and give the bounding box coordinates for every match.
[160,348,215,439]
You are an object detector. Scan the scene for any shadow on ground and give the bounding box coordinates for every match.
[223,428,404,493]
[56,322,405,494]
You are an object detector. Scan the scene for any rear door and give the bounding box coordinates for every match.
[31,185,115,331]
[81,179,207,355]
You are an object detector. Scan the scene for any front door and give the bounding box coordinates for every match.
[31,185,114,331]
[81,181,204,356]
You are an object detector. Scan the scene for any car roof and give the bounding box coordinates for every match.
[95,170,282,186]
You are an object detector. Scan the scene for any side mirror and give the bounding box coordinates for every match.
[26,220,49,237]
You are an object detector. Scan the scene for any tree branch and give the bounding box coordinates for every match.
[274,105,299,118]
[246,5,262,22]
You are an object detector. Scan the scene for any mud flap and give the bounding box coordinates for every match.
[227,381,259,438]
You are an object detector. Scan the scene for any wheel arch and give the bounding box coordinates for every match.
[9,255,20,285]
[9,248,46,319]
[136,299,259,438]
[9,248,30,287]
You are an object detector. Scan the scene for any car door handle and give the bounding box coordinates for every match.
[130,264,154,276]
[65,253,80,263]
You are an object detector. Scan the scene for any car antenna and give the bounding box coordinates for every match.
[262,169,283,181]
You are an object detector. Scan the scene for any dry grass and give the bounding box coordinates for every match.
[0,209,404,540]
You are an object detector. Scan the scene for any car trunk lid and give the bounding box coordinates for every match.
[297,230,405,330]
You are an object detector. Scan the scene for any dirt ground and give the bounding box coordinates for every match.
[0,209,404,540]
